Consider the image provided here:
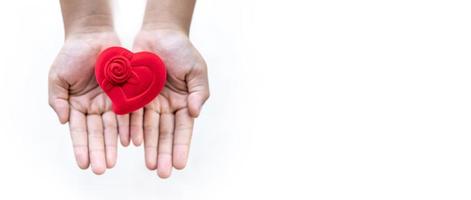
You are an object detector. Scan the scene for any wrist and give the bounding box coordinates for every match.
[64,14,114,39]
[140,0,195,36]
[141,22,189,37]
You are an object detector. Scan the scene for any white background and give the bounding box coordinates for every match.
[0,0,470,199]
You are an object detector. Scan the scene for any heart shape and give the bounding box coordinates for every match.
[95,46,166,115]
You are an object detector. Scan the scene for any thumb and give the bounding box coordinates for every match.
[187,65,210,118]
[48,73,70,124]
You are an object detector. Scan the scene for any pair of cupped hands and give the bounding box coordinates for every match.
[48,28,209,178]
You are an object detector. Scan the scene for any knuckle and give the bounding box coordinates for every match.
[159,132,172,142]
[88,131,104,139]
[144,124,156,133]
[70,129,87,135]
[199,59,208,69]
[48,72,61,83]
[174,142,190,147]
[72,143,87,150]
[205,90,210,100]
[88,147,105,153]
[130,123,142,129]
[48,99,55,108]
[144,144,158,149]
[192,62,206,75]
[104,121,117,130]
[158,150,172,156]
[175,124,192,133]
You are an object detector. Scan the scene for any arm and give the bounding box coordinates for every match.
[133,0,210,178]
[142,0,196,35]
[60,0,114,37]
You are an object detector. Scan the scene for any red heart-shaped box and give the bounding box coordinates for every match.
[95,47,166,115]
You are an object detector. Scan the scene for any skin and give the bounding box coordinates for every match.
[49,0,209,178]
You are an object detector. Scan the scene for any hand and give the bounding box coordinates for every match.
[48,31,129,174]
[132,29,210,178]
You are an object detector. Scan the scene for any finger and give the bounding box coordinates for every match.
[143,108,159,170]
[157,113,174,178]
[69,109,89,169]
[187,65,210,118]
[117,114,130,146]
[48,73,70,124]
[130,109,144,146]
[173,108,194,170]
[188,91,209,118]
[87,114,106,175]
[102,111,118,168]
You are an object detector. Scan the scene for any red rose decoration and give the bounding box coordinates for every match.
[104,56,132,85]
[95,47,166,114]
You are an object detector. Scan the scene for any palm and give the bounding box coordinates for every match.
[150,38,197,115]
[57,41,111,114]
[132,30,209,178]
[49,32,122,174]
